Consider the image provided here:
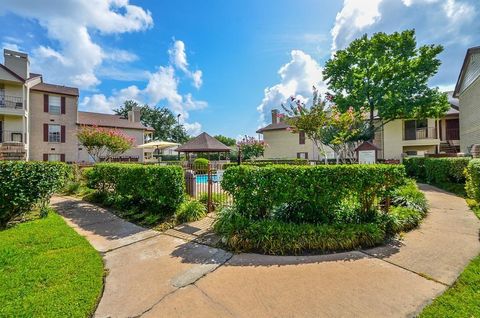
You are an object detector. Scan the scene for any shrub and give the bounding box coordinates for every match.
[404,157,427,180]
[175,199,207,223]
[198,192,229,211]
[214,207,386,255]
[221,164,406,223]
[85,163,185,215]
[391,179,428,213]
[388,206,424,233]
[466,159,480,202]
[424,158,470,184]
[0,162,70,228]
[193,158,209,174]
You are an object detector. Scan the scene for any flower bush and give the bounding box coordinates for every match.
[77,125,134,162]
[237,136,267,160]
[0,162,70,228]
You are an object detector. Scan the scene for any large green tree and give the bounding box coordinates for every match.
[114,100,189,143]
[214,135,236,146]
[323,30,449,135]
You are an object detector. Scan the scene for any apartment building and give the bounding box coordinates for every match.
[454,46,480,153]
[0,49,153,163]
[373,92,460,160]
[256,110,335,160]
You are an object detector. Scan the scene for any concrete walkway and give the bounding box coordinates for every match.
[50,184,480,318]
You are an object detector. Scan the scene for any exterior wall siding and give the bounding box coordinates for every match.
[459,76,480,152]
[261,129,334,160]
[29,92,79,162]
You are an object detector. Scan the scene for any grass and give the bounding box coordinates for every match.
[0,211,104,317]
[419,199,480,317]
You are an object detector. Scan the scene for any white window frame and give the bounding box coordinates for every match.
[49,95,61,115]
[48,124,61,143]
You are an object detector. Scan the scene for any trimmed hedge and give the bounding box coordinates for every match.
[85,163,185,214]
[0,161,70,228]
[223,159,309,169]
[214,209,386,255]
[221,164,406,222]
[404,157,470,184]
[466,159,480,202]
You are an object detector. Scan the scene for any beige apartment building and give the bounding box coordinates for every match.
[454,46,480,153]
[373,93,460,160]
[257,110,335,160]
[0,49,154,163]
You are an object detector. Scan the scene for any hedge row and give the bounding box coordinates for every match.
[404,157,471,184]
[0,161,70,228]
[466,159,480,202]
[221,164,406,223]
[223,159,309,169]
[85,163,185,214]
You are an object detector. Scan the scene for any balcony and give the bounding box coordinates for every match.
[403,127,437,141]
[0,130,26,160]
[446,128,460,141]
[0,95,24,111]
[0,130,25,143]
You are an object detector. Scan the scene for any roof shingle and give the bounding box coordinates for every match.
[31,82,79,96]
[78,111,154,131]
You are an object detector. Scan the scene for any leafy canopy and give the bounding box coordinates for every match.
[214,135,236,146]
[237,136,267,161]
[323,29,449,131]
[114,100,189,143]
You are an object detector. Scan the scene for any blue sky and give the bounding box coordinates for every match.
[0,0,479,138]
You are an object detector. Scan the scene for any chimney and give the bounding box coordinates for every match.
[4,49,29,80]
[271,109,279,124]
[128,106,142,122]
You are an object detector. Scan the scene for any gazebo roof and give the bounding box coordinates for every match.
[176,132,231,153]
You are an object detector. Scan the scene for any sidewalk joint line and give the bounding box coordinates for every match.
[359,250,449,287]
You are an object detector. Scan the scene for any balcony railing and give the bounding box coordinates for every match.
[403,127,437,141]
[0,95,24,110]
[0,130,24,143]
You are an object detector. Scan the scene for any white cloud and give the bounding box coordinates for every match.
[330,0,479,87]
[0,0,153,89]
[168,40,203,88]
[2,42,21,51]
[80,39,206,134]
[257,50,326,125]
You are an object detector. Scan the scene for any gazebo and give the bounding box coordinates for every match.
[176,132,231,161]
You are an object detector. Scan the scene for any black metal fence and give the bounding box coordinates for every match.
[183,162,233,213]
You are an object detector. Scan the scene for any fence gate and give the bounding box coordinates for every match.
[183,162,232,213]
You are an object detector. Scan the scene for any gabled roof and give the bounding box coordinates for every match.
[176,132,231,152]
[454,46,480,97]
[0,63,25,82]
[256,121,291,133]
[31,82,79,96]
[78,111,154,131]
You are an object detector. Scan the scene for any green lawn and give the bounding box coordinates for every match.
[0,212,104,317]
[420,204,480,317]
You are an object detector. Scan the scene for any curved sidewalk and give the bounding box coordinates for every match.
[51,184,480,318]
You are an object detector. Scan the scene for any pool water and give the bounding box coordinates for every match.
[196,174,219,184]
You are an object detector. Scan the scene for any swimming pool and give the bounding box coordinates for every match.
[196,174,220,184]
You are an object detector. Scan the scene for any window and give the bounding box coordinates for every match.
[48,124,61,142]
[297,152,308,159]
[49,96,61,114]
[299,131,306,144]
[48,154,61,162]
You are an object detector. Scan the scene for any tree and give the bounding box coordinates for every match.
[323,29,449,137]
[283,89,367,163]
[77,125,134,162]
[214,135,236,146]
[114,100,190,143]
[237,136,267,161]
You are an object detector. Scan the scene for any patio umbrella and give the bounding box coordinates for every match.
[137,141,180,161]
[137,140,180,149]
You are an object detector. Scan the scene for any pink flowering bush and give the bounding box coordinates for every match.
[77,125,135,162]
[237,136,267,161]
